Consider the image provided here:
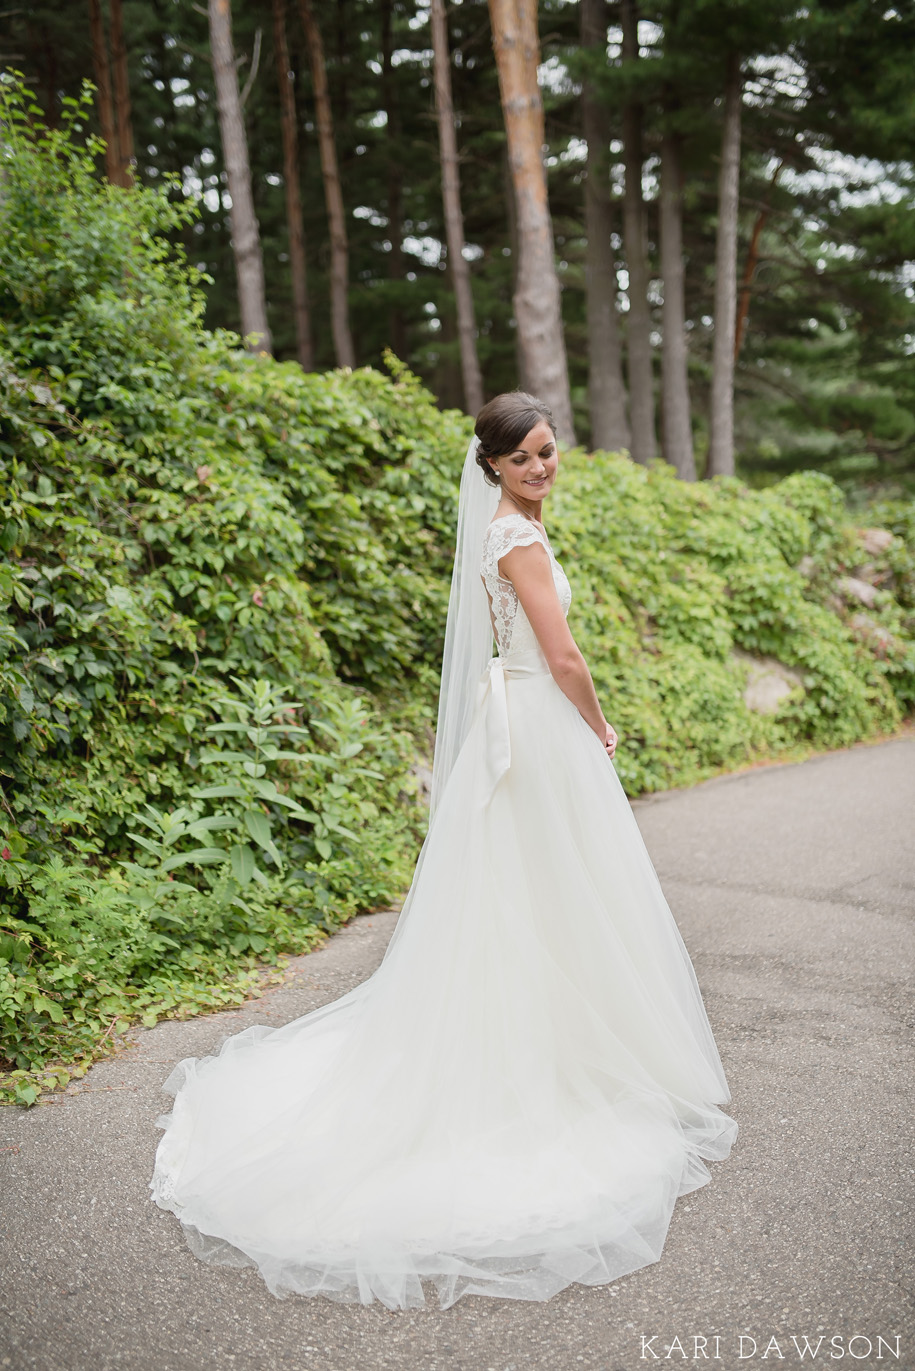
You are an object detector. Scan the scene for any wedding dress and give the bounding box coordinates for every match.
[151,454,737,1311]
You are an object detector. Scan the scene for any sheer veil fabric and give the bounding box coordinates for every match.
[151,435,737,1310]
[430,436,500,814]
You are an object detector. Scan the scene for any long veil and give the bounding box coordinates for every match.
[429,435,499,816]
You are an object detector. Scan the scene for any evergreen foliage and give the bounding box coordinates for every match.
[0,82,912,1104]
[5,2,915,486]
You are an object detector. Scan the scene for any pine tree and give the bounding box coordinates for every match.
[430,0,484,415]
[619,0,656,464]
[109,0,135,184]
[706,49,741,477]
[87,0,121,185]
[489,0,575,442]
[208,0,272,352]
[659,108,695,479]
[271,0,313,369]
[580,0,629,452]
[298,0,354,368]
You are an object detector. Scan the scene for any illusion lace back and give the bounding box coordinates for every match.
[151,514,737,1311]
[481,513,571,659]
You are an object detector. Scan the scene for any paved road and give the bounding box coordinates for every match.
[2,738,913,1371]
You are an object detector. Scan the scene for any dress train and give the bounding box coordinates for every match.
[151,514,736,1309]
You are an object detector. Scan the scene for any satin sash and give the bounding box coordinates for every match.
[476,652,551,806]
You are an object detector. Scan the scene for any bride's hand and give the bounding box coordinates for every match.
[603,723,618,759]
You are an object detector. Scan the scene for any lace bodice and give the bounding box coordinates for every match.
[481,514,572,659]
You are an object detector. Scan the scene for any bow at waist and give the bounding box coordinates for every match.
[475,653,551,805]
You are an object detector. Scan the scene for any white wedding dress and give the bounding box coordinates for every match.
[151,512,736,1310]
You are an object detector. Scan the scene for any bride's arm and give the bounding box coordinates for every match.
[498,541,617,755]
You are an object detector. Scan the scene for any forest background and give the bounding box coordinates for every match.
[6,0,915,486]
[1,0,914,1105]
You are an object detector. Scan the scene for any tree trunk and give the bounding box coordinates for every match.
[580,0,629,452]
[503,143,527,391]
[108,0,134,185]
[298,0,355,368]
[619,0,655,464]
[659,120,695,479]
[435,297,465,411]
[88,0,120,186]
[489,0,575,444]
[272,0,314,369]
[707,51,742,477]
[208,0,272,353]
[431,0,484,417]
[734,161,781,361]
[381,0,406,360]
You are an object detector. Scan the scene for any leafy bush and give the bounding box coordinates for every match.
[0,78,445,1102]
[0,77,912,1103]
[552,459,912,793]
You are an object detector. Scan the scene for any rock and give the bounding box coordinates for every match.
[858,527,894,557]
[848,613,895,659]
[798,555,816,579]
[732,650,804,715]
[410,761,434,805]
[838,575,878,609]
[852,561,892,589]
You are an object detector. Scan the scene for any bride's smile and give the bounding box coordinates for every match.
[485,418,559,516]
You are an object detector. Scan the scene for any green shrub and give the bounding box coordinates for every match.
[0,76,912,1102]
[551,451,910,793]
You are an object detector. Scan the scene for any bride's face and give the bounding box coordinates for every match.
[489,420,558,505]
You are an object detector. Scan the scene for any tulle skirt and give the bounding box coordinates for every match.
[151,659,737,1309]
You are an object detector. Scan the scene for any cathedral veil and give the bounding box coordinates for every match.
[429,435,499,816]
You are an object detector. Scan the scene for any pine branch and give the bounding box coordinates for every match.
[239,27,262,109]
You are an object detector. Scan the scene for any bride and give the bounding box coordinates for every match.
[151,391,737,1311]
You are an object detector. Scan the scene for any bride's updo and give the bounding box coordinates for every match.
[474,391,556,487]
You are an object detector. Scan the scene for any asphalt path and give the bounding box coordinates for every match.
[2,737,913,1371]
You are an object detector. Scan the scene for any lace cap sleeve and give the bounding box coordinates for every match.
[481,514,548,581]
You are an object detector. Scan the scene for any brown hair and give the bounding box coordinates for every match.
[474,391,556,487]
